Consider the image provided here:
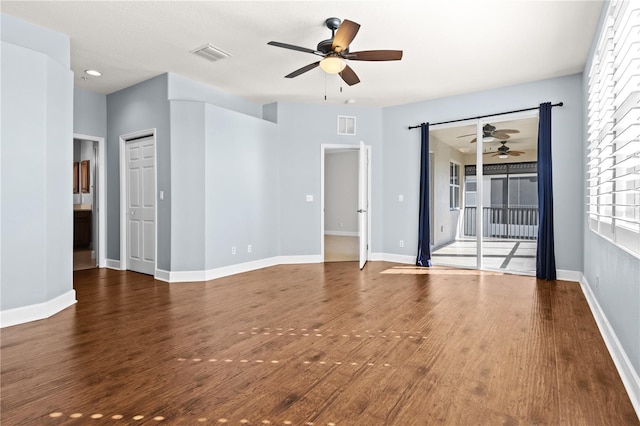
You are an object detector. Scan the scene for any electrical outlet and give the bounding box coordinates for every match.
[399,194,404,202]
[231,246,236,255]
[399,240,404,248]
[248,244,252,253]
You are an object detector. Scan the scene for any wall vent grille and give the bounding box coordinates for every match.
[338,116,356,135]
[191,44,231,62]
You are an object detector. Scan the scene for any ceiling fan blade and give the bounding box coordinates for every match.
[470,138,477,143]
[285,61,320,78]
[457,133,476,138]
[493,132,511,139]
[496,129,520,134]
[268,41,323,56]
[339,65,360,86]
[332,19,360,52]
[510,151,525,155]
[346,50,403,61]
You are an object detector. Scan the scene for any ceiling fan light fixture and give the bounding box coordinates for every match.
[483,136,495,142]
[499,153,509,159]
[320,56,346,74]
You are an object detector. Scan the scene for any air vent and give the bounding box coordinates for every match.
[337,116,356,135]
[191,44,231,62]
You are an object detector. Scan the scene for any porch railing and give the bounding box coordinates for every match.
[463,206,538,240]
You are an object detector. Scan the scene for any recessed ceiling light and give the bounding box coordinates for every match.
[84,69,102,77]
[345,99,356,104]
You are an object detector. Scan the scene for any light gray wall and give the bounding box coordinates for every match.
[204,103,279,269]
[168,73,262,119]
[1,14,73,310]
[74,88,106,138]
[382,74,584,272]
[276,102,384,256]
[582,1,640,381]
[325,151,358,235]
[262,102,278,124]
[106,74,171,269]
[169,100,206,271]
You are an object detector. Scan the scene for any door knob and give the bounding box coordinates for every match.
[357,209,367,213]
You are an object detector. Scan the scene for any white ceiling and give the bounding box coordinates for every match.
[2,1,603,107]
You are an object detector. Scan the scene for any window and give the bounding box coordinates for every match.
[450,162,460,209]
[465,176,477,207]
[587,1,640,257]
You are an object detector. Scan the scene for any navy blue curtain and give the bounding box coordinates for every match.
[536,102,557,280]
[417,123,432,267]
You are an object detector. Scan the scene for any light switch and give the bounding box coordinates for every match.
[398,194,404,202]
[159,190,164,200]
[306,195,313,202]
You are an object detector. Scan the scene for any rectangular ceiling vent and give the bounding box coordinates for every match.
[191,44,231,63]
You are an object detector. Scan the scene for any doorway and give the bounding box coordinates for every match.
[72,134,106,271]
[428,113,539,275]
[119,131,157,276]
[321,143,371,268]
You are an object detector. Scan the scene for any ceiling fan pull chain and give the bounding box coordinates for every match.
[324,73,327,101]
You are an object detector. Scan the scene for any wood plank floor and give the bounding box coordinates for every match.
[1,262,637,425]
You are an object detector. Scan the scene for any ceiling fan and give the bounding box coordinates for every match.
[458,123,520,143]
[484,141,525,158]
[267,17,403,86]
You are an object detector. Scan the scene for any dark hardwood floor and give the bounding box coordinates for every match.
[1,262,637,425]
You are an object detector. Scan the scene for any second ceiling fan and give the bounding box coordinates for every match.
[267,17,403,86]
[458,123,520,143]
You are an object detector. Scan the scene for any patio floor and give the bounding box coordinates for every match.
[431,238,536,274]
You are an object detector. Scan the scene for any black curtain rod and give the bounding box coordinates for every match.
[407,102,563,130]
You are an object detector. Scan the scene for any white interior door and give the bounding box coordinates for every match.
[358,141,369,269]
[126,137,156,275]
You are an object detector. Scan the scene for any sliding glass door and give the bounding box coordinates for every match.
[429,113,539,275]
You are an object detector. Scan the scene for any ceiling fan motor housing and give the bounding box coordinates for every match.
[318,18,346,54]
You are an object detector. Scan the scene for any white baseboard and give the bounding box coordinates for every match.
[106,259,121,270]
[324,230,358,237]
[154,269,171,283]
[0,290,77,328]
[579,273,640,420]
[163,255,323,283]
[276,255,322,265]
[370,252,415,264]
[556,269,583,282]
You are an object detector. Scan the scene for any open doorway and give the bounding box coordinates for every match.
[72,134,106,271]
[428,114,539,275]
[323,147,359,262]
[321,144,371,267]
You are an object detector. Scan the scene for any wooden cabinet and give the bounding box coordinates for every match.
[74,210,92,248]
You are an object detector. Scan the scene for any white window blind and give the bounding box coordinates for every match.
[587,0,640,257]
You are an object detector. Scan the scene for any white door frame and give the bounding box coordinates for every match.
[119,129,158,274]
[73,133,106,268]
[320,143,372,263]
